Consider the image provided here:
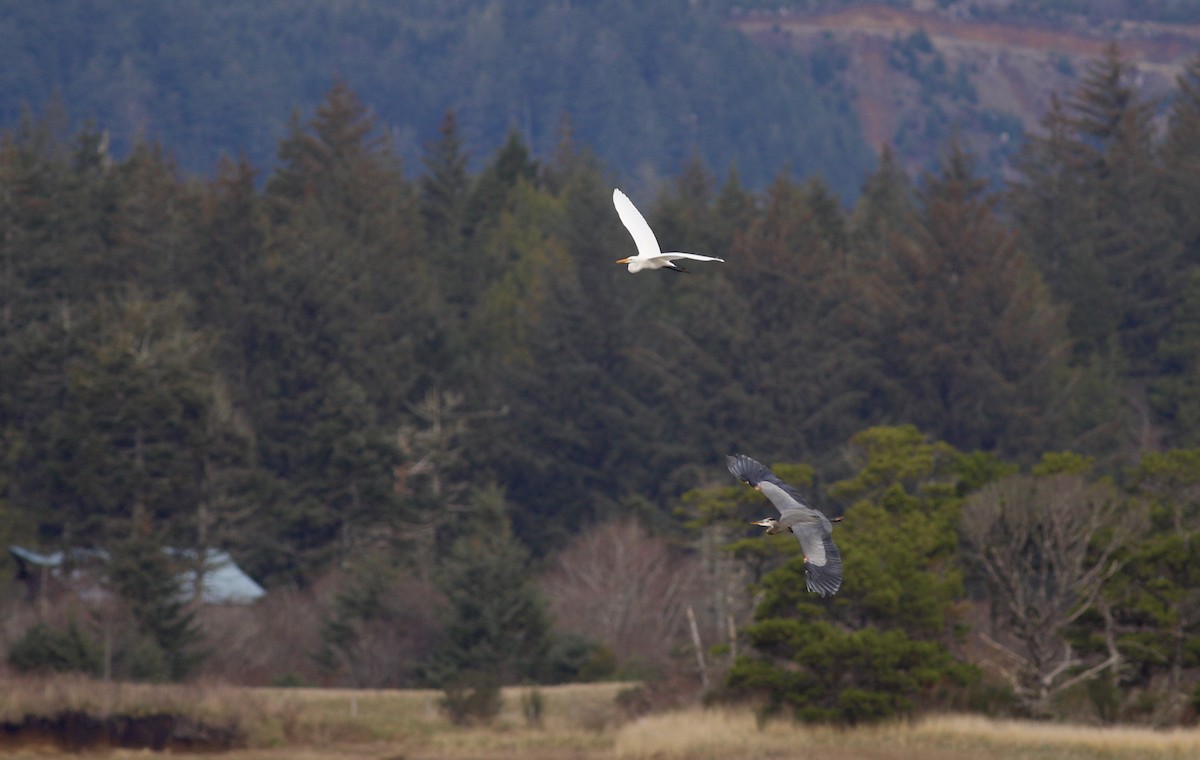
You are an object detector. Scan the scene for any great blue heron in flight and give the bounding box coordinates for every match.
[612,188,725,273]
[727,454,843,597]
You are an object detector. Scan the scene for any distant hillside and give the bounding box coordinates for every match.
[0,0,874,197]
[731,3,1200,179]
[5,2,1196,199]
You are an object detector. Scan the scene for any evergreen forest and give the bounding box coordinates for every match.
[6,42,1200,725]
[0,0,875,198]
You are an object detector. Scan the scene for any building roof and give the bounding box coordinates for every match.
[169,548,266,605]
[8,545,265,605]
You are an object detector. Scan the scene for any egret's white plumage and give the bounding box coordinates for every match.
[612,188,725,273]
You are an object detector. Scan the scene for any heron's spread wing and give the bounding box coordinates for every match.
[791,522,842,597]
[657,252,725,263]
[726,454,811,513]
[613,188,662,259]
[729,453,843,596]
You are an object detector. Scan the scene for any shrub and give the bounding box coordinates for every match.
[439,671,502,725]
[539,634,617,683]
[724,621,977,725]
[270,672,308,688]
[521,687,544,727]
[7,621,102,676]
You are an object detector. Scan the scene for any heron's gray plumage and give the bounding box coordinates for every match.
[727,454,843,597]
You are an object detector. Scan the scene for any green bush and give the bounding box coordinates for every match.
[539,634,616,683]
[119,633,171,683]
[725,620,977,725]
[270,672,308,688]
[7,621,102,676]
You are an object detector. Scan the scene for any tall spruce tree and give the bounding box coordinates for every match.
[849,145,915,266]
[420,109,472,353]
[1153,272,1200,446]
[1013,44,1174,382]
[870,141,1070,456]
[427,486,552,684]
[1161,55,1200,268]
[250,82,413,584]
[1152,56,1200,445]
[1071,45,1177,377]
[1010,95,1109,359]
[107,534,205,681]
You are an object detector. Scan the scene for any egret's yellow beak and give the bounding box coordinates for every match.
[615,257,630,264]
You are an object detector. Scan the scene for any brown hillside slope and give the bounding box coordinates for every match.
[732,5,1198,175]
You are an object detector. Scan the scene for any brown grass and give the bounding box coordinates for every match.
[0,673,275,748]
[0,673,257,723]
[614,709,1200,760]
[0,675,634,757]
[262,681,632,751]
[6,678,1200,760]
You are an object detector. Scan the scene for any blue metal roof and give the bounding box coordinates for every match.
[9,545,265,605]
[170,548,266,605]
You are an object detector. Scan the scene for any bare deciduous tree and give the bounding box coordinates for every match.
[541,520,706,672]
[961,473,1144,714]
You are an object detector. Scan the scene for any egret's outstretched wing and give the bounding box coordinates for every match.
[658,252,725,263]
[613,188,661,259]
[726,454,810,512]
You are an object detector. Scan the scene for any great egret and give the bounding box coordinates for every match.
[612,188,725,273]
[727,454,843,596]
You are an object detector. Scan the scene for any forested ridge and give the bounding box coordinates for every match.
[0,0,874,197]
[5,43,1200,723]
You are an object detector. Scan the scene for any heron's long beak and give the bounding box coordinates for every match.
[615,257,630,264]
[750,519,772,527]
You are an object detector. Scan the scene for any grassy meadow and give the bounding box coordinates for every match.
[4,677,1200,759]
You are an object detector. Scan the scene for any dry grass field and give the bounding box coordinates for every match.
[4,677,1200,760]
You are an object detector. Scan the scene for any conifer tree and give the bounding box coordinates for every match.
[107,534,205,681]
[1152,57,1200,445]
[724,427,979,724]
[849,145,914,266]
[1153,271,1200,444]
[712,166,756,255]
[871,141,1070,456]
[420,109,470,260]
[193,155,267,394]
[650,154,719,258]
[1013,44,1175,378]
[465,129,538,235]
[1070,45,1177,375]
[1010,95,1108,359]
[1161,55,1200,265]
[249,83,418,582]
[707,174,860,467]
[110,139,199,300]
[427,486,552,684]
[54,295,217,543]
[1109,449,1200,705]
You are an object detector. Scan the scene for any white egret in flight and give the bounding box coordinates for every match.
[612,188,725,273]
[727,454,843,596]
